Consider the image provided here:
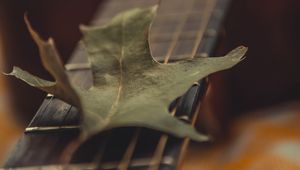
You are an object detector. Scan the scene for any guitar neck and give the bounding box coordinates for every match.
[151,0,230,62]
[4,0,231,169]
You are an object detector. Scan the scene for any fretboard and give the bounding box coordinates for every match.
[4,0,231,169]
[150,0,218,62]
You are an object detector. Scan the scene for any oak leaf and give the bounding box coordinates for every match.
[6,6,247,142]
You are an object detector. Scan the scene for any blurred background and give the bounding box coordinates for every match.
[1,0,300,169]
[0,0,100,164]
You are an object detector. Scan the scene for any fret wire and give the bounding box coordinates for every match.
[154,11,204,18]
[4,156,176,170]
[65,63,91,71]
[148,109,176,170]
[190,0,217,59]
[26,95,54,128]
[25,125,79,132]
[151,31,199,43]
[26,58,91,130]
[163,0,196,64]
[100,156,175,170]
[117,128,141,170]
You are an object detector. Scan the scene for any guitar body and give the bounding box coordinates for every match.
[2,0,232,169]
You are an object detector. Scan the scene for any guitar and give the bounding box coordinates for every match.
[3,0,232,169]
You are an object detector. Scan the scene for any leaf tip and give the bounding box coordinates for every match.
[79,24,91,34]
[2,71,10,76]
[226,45,248,62]
[24,14,41,43]
[237,45,248,54]
[2,66,18,76]
[23,13,30,27]
[195,134,211,142]
[47,37,55,45]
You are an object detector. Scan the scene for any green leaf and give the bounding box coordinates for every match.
[6,6,247,142]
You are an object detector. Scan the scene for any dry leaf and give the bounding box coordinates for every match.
[6,6,247,142]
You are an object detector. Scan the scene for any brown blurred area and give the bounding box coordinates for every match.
[0,0,101,164]
[0,0,101,125]
[184,101,300,170]
[200,0,300,137]
[190,0,300,168]
[1,0,300,168]
[226,0,300,113]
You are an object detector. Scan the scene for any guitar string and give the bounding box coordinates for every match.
[72,0,154,168]
[148,109,176,170]
[148,0,217,169]
[148,0,194,165]
[93,133,113,169]
[64,1,151,169]
[117,128,141,170]
[163,0,196,64]
[174,0,217,167]
[26,95,54,129]
[176,83,205,169]
[190,0,217,58]
[23,0,157,168]
[26,0,215,168]
[109,1,167,169]
[66,45,115,169]
[62,0,215,169]
[148,0,198,169]
[87,0,185,168]
[19,0,220,169]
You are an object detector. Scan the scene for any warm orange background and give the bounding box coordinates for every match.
[0,61,22,165]
[183,102,300,170]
